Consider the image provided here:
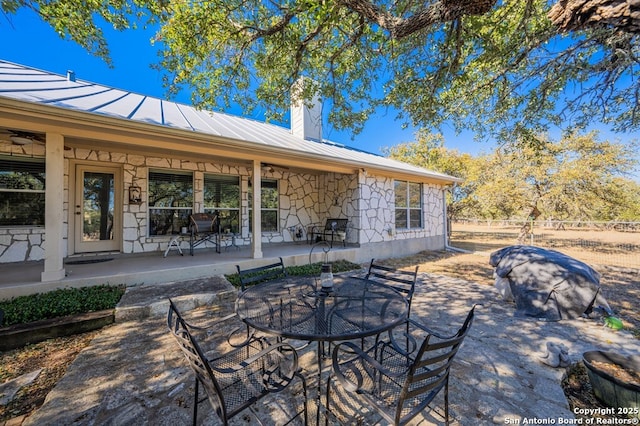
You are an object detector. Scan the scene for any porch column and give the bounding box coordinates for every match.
[251,160,263,258]
[41,133,66,281]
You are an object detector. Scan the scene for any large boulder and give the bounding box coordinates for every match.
[489,245,610,320]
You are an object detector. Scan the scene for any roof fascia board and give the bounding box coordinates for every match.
[0,97,459,183]
[0,99,358,174]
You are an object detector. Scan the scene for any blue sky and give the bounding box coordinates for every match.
[0,8,636,180]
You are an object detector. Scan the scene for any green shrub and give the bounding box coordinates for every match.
[0,284,126,327]
[225,260,362,287]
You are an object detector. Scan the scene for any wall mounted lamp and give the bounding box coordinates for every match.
[129,184,142,205]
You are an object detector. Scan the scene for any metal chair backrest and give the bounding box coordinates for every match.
[324,218,348,232]
[168,299,308,425]
[395,306,475,424]
[167,299,228,423]
[236,257,288,291]
[189,213,219,236]
[366,259,418,312]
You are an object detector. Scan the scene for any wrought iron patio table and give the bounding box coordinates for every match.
[236,275,409,424]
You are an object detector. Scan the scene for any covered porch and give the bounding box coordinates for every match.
[0,242,359,299]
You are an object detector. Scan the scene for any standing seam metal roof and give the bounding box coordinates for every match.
[0,60,457,182]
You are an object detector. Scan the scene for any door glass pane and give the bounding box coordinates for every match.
[83,172,114,242]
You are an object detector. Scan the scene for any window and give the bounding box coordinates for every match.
[148,170,193,236]
[248,179,278,232]
[395,180,422,229]
[0,157,45,226]
[204,174,240,233]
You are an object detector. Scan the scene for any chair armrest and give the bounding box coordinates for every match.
[210,341,300,390]
[331,341,405,393]
[309,225,322,234]
[179,314,226,332]
[384,316,465,356]
[404,317,454,340]
[179,310,256,348]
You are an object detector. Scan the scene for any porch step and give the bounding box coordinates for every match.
[114,276,238,322]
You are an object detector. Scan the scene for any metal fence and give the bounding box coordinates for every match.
[449,219,640,270]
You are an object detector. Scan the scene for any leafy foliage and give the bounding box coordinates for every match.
[2,0,638,141]
[0,285,126,327]
[225,259,362,287]
[388,130,640,221]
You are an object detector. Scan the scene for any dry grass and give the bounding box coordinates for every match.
[452,222,640,270]
[0,329,103,422]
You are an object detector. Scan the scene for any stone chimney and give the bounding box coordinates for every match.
[290,78,322,142]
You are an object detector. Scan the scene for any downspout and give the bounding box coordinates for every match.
[443,184,467,253]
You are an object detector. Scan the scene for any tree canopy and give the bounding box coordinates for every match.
[386,130,640,221]
[1,0,638,141]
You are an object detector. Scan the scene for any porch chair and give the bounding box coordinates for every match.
[330,260,418,351]
[235,257,288,291]
[366,260,418,303]
[167,299,308,426]
[310,218,348,248]
[189,213,220,255]
[366,260,419,335]
[327,305,476,425]
[236,258,314,351]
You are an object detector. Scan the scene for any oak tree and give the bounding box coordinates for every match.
[387,130,640,222]
[1,0,639,140]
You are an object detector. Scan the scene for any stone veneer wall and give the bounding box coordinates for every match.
[0,142,446,263]
[69,148,324,253]
[358,171,446,245]
[316,172,359,244]
[0,144,328,262]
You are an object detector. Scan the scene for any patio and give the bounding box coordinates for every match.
[18,270,640,425]
[0,242,357,300]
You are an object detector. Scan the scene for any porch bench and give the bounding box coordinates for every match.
[310,218,348,248]
[189,213,220,255]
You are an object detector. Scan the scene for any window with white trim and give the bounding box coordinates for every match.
[204,174,240,233]
[0,156,45,226]
[395,180,423,229]
[148,170,193,235]
[248,179,278,232]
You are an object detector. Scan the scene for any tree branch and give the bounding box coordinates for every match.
[338,0,497,38]
[549,0,640,33]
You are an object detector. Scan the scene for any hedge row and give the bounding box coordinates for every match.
[0,285,126,327]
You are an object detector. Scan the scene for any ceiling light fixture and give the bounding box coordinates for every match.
[10,136,33,145]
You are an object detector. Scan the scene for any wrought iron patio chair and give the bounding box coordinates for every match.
[329,259,418,352]
[366,259,419,343]
[327,305,476,425]
[237,258,314,351]
[236,257,288,291]
[365,259,418,314]
[167,299,308,426]
[310,218,348,248]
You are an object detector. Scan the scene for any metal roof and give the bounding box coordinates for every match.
[0,60,459,183]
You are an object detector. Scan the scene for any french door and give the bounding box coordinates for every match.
[74,165,122,253]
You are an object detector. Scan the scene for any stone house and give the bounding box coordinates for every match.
[0,59,459,286]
